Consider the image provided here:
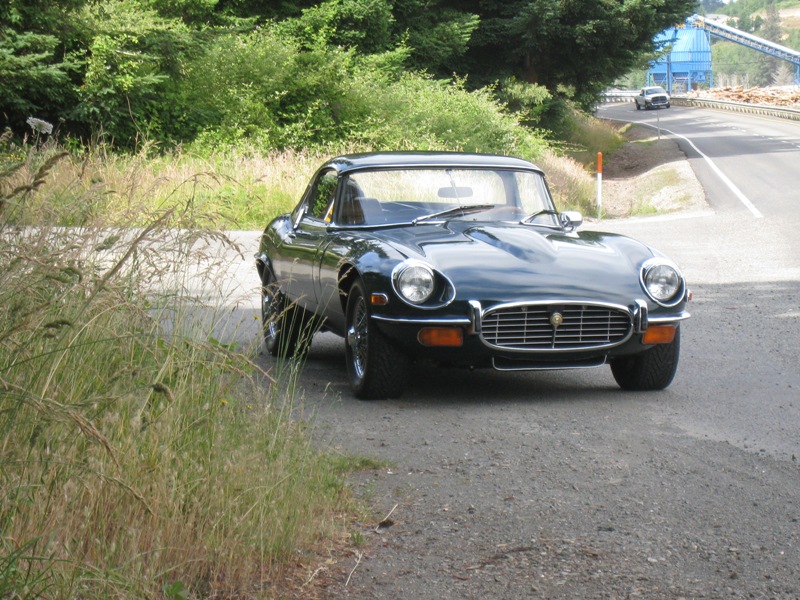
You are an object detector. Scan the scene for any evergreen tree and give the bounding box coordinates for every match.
[0,0,84,131]
[423,0,697,107]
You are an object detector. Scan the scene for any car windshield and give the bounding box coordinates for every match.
[646,87,667,94]
[337,168,556,227]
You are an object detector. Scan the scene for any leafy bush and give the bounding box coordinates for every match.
[495,77,553,129]
[279,0,396,54]
[71,1,201,147]
[183,26,549,160]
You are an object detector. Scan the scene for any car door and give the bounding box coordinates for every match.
[275,169,338,312]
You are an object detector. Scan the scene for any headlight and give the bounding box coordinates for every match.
[642,260,683,306]
[393,262,435,305]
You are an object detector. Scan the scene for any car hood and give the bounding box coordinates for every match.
[370,222,657,306]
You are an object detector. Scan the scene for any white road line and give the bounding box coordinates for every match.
[637,122,764,219]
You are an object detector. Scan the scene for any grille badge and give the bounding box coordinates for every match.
[550,312,564,328]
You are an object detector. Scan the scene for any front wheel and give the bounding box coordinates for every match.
[345,280,409,399]
[610,327,680,391]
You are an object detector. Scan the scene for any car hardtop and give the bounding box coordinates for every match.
[320,151,545,176]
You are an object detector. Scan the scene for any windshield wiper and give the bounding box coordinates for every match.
[413,204,496,225]
[521,209,559,224]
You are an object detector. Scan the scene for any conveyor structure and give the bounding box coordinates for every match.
[648,14,800,91]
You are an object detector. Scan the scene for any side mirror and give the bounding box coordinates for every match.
[560,211,583,231]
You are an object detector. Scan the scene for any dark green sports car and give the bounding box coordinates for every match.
[255,152,690,399]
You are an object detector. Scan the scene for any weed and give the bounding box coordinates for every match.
[0,138,355,598]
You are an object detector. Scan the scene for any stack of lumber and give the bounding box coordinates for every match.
[686,86,800,107]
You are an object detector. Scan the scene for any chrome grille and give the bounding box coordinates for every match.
[481,304,632,351]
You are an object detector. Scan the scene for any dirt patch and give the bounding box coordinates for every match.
[598,123,708,218]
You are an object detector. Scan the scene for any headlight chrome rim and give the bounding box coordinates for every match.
[390,260,456,308]
[393,261,435,305]
[641,259,685,307]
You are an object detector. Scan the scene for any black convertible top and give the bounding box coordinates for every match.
[321,151,545,175]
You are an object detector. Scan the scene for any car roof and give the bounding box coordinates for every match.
[321,152,544,175]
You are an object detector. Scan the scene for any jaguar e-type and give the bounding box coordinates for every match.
[255,152,690,399]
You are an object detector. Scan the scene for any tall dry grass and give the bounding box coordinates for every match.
[3,132,599,232]
[0,135,353,598]
[3,138,336,230]
[536,149,597,216]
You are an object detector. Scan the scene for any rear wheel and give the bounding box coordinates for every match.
[345,280,409,399]
[610,327,680,391]
[261,270,307,358]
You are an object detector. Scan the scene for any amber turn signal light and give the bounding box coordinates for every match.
[418,327,464,347]
[370,293,389,306]
[642,325,676,345]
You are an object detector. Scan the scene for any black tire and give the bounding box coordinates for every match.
[345,280,409,399]
[261,269,306,358]
[635,101,641,110]
[610,327,680,391]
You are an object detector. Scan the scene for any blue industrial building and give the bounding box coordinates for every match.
[648,15,800,92]
[647,22,712,93]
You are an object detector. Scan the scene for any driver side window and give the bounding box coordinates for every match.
[308,170,338,221]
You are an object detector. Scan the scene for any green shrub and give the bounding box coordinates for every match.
[279,0,396,54]
[182,26,549,159]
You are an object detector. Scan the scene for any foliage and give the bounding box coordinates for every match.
[1,0,708,147]
[446,0,697,108]
[279,0,395,54]
[0,29,78,130]
[392,1,480,74]
[0,137,356,598]
[182,26,549,158]
[716,0,797,18]
[149,0,219,23]
[696,0,727,14]
[70,1,202,146]
[494,77,553,129]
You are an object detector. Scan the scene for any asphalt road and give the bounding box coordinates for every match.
[597,102,800,461]
[219,104,800,596]
[600,101,800,218]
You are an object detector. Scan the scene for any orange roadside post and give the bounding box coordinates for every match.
[596,151,603,218]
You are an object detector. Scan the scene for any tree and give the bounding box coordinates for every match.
[753,0,782,86]
[279,0,395,54]
[428,0,697,107]
[391,0,479,74]
[0,0,84,132]
[697,0,726,14]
